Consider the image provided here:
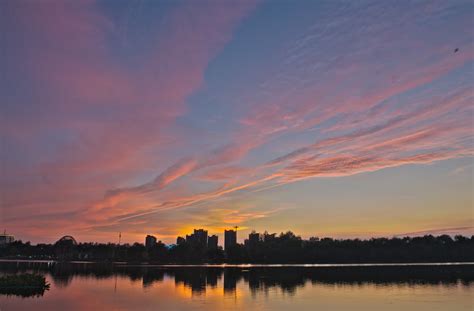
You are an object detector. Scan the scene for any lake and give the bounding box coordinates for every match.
[0,261,472,310]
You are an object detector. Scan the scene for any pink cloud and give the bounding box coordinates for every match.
[2,0,260,242]
[197,165,255,181]
[3,1,472,244]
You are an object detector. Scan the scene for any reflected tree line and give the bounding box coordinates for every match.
[0,261,472,297]
[1,233,474,263]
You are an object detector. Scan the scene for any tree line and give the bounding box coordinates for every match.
[1,233,473,263]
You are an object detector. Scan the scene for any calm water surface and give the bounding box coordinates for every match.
[0,262,472,310]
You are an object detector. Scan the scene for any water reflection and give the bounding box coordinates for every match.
[0,261,472,297]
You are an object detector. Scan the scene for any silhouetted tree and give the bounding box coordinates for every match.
[2,234,473,264]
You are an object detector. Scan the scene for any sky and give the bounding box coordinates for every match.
[1,0,473,244]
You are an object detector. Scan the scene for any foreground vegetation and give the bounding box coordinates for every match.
[1,233,473,264]
[0,273,50,297]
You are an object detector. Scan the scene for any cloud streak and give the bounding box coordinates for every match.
[2,0,472,243]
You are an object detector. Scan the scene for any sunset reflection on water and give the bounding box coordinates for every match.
[0,262,472,311]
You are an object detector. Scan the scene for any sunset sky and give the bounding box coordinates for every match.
[1,0,473,244]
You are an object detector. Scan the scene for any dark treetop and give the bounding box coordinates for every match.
[2,232,473,264]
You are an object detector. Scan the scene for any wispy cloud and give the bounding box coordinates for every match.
[2,0,472,243]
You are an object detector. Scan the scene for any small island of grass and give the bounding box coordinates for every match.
[0,273,50,297]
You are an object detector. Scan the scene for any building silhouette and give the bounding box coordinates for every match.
[207,235,218,250]
[0,231,14,247]
[176,236,185,245]
[186,229,208,248]
[224,230,237,251]
[245,231,261,249]
[145,235,157,249]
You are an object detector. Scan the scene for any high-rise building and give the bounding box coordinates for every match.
[193,229,208,248]
[249,231,260,243]
[185,234,193,243]
[145,235,157,248]
[208,235,218,249]
[224,229,237,251]
[245,231,260,249]
[0,232,14,247]
[185,229,208,248]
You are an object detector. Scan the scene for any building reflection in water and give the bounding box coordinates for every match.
[0,261,473,298]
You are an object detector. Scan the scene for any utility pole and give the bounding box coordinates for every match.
[114,232,122,264]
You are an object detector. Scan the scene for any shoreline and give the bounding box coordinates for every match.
[1,259,474,267]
